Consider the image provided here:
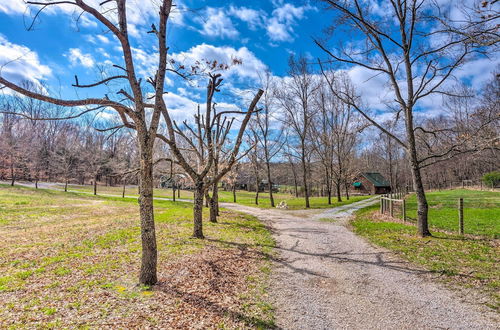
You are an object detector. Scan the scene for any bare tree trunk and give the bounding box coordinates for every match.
[301,150,310,208]
[214,183,219,216]
[172,183,176,202]
[345,181,350,200]
[232,184,237,202]
[336,181,342,202]
[10,155,14,186]
[204,190,210,208]
[409,147,430,237]
[177,186,180,198]
[193,181,205,238]
[255,175,260,205]
[138,146,158,285]
[35,178,38,189]
[265,159,275,207]
[64,178,68,192]
[93,176,97,195]
[122,181,126,198]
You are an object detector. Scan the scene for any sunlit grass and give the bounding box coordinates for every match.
[0,184,275,328]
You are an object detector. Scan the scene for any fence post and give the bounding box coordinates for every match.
[380,197,383,213]
[458,198,464,235]
[390,193,394,217]
[402,199,406,222]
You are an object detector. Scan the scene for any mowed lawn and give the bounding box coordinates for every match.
[0,185,275,328]
[405,189,500,238]
[57,183,372,210]
[352,189,500,311]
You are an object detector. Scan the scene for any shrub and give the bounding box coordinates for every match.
[482,171,500,188]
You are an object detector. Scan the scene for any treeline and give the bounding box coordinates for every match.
[0,88,138,189]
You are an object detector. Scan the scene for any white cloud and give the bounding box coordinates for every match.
[0,34,51,85]
[228,6,264,30]
[266,2,314,42]
[66,48,95,68]
[171,43,267,81]
[96,35,110,44]
[0,0,183,37]
[0,0,27,15]
[197,7,239,39]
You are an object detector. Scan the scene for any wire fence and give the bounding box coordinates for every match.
[380,190,500,238]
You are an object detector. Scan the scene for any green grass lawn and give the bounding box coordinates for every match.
[57,183,372,210]
[352,205,499,311]
[405,189,500,238]
[0,184,275,328]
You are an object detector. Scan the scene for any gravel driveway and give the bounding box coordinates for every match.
[221,198,499,329]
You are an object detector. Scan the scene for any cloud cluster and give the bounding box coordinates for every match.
[0,0,184,38]
[197,2,315,42]
[0,34,51,84]
[65,48,95,68]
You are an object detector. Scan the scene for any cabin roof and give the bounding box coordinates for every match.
[360,172,390,187]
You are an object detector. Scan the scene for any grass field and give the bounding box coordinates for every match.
[0,184,275,328]
[352,189,500,311]
[57,183,372,210]
[404,189,500,238]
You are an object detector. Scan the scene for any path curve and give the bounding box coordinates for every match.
[221,199,499,329]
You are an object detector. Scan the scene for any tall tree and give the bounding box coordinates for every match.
[276,55,317,208]
[316,0,497,236]
[0,0,178,285]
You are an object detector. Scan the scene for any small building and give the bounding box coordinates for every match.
[353,172,391,194]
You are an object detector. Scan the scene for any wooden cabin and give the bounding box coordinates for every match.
[352,172,391,195]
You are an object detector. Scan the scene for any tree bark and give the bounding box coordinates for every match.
[10,155,14,186]
[336,181,342,202]
[122,181,126,198]
[193,181,205,238]
[232,184,237,202]
[138,146,158,285]
[265,157,275,207]
[93,176,97,195]
[301,149,310,208]
[255,176,260,205]
[409,145,430,237]
[64,178,68,192]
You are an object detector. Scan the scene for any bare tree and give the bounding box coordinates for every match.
[316,0,497,236]
[276,55,317,208]
[0,0,180,285]
[313,70,360,203]
[160,73,263,237]
[252,72,284,207]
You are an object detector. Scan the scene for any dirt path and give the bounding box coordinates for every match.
[221,199,499,329]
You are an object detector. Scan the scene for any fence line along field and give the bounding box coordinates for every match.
[386,189,500,238]
[0,184,275,328]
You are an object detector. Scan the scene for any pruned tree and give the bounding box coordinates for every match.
[160,73,263,236]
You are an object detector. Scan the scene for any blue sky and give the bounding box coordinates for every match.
[0,0,498,124]
[0,1,329,101]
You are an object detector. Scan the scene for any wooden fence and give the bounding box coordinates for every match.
[380,191,407,221]
[380,194,474,236]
